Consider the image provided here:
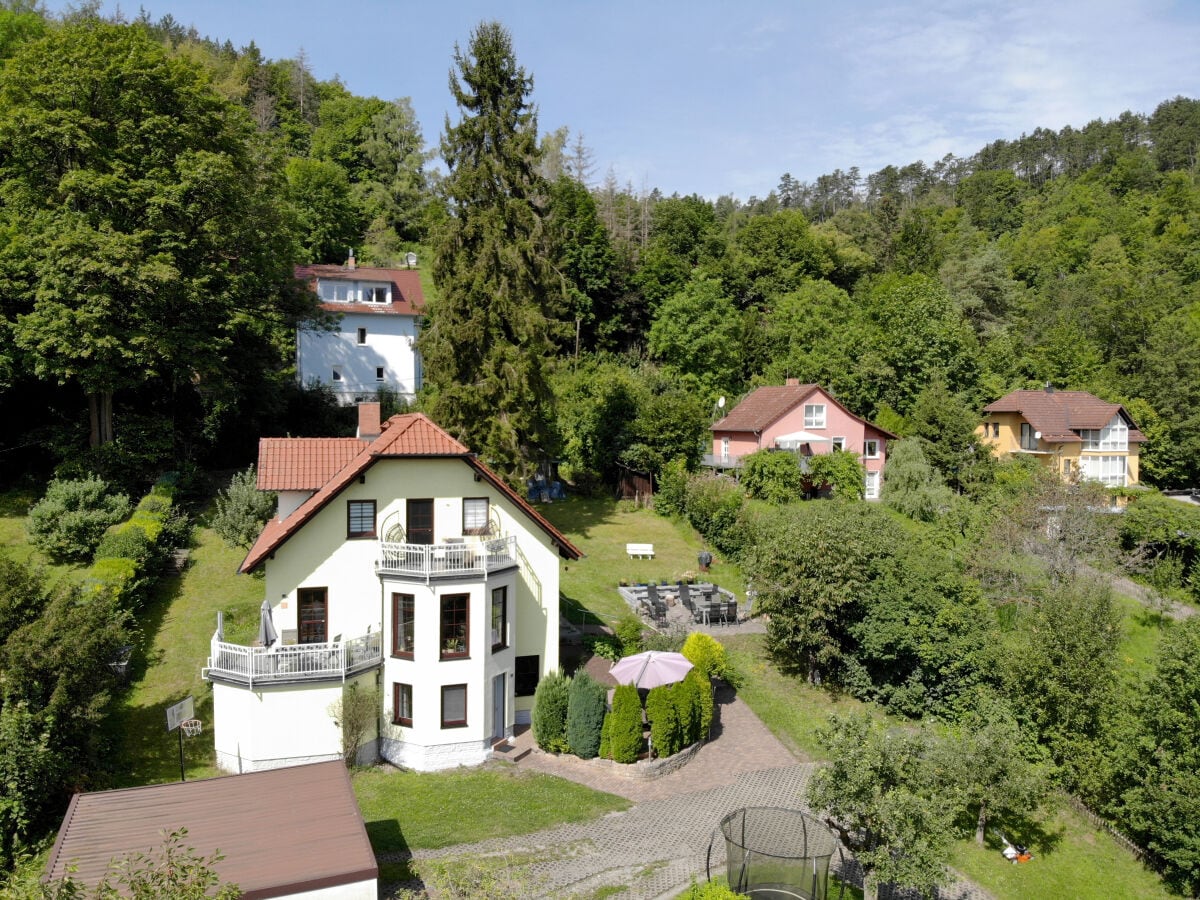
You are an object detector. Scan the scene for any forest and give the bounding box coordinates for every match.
[0,4,1199,897]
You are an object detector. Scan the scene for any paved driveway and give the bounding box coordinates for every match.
[380,686,993,900]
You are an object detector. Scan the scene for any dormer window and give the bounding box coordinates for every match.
[1080,414,1128,452]
[316,279,391,304]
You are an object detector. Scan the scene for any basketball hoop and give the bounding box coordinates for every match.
[180,718,202,738]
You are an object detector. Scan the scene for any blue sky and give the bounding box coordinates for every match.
[52,0,1200,198]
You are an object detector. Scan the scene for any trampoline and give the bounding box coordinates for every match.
[707,807,846,899]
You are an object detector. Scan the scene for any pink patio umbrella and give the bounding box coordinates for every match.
[609,651,694,690]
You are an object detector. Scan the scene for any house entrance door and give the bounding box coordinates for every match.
[297,588,328,644]
[492,673,506,743]
[407,499,433,544]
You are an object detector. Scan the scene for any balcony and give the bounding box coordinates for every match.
[702,453,744,469]
[203,631,382,688]
[375,535,517,581]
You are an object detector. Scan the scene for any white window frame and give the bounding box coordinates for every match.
[331,367,343,382]
[356,327,367,345]
[375,366,385,382]
[804,404,826,429]
[831,437,845,452]
[864,470,880,499]
[463,497,489,535]
[361,282,391,304]
[721,437,730,461]
[318,279,353,303]
[863,439,879,459]
[1079,455,1126,487]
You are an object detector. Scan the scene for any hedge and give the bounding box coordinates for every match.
[82,474,181,606]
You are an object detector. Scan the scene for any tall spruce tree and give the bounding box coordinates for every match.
[419,21,564,478]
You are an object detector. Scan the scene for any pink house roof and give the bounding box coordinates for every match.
[983,389,1146,443]
[295,263,424,316]
[713,383,897,439]
[241,413,582,573]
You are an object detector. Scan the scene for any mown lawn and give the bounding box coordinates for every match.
[542,496,747,628]
[721,633,1174,900]
[353,763,629,853]
[105,517,265,785]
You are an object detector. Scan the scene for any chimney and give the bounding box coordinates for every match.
[785,378,799,386]
[357,402,381,440]
[346,248,356,271]
[1045,382,1055,394]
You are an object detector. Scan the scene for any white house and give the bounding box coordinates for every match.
[295,257,424,404]
[204,404,582,773]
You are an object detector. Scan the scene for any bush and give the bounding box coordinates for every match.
[740,449,804,504]
[686,668,714,739]
[683,474,746,556]
[615,615,645,654]
[806,448,866,499]
[566,673,607,759]
[882,438,954,522]
[678,877,749,898]
[582,634,623,662]
[531,670,571,753]
[646,684,682,757]
[682,632,727,681]
[674,671,703,746]
[211,467,276,549]
[26,477,131,562]
[655,456,690,517]
[606,684,643,763]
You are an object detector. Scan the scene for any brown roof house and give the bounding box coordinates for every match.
[977,386,1146,486]
[709,380,896,499]
[204,404,582,773]
[44,761,377,899]
[295,253,425,404]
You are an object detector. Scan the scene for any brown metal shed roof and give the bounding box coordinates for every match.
[43,761,377,899]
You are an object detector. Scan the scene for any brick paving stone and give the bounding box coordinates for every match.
[379,681,993,900]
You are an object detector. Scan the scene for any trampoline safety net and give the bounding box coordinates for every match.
[709,807,845,900]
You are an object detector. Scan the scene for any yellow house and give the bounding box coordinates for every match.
[977,388,1145,486]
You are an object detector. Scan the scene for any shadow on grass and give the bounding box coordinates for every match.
[560,591,608,628]
[102,553,216,787]
[365,818,411,856]
[980,810,1065,858]
[537,495,622,542]
[0,490,34,517]
[1131,607,1172,630]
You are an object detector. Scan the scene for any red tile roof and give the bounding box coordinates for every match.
[983,389,1146,443]
[712,383,898,439]
[295,263,424,316]
[43,761,376,899]
[241,413,582,573]
[258,438,368,491]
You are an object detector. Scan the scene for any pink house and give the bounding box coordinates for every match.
[708,381,896,498]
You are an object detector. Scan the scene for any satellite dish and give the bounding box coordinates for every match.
[405,251,418,268]
[717,396,726,409]
[1034,431,1042,440]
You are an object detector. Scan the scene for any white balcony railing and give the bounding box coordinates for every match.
[702,453,744,468]
[204,630,382,687]
[375,535,516,580]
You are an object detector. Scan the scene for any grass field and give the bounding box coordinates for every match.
[542,497,747,628]
[719,635,1173,900]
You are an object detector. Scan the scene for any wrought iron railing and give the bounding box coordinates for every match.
[375,535,516,579]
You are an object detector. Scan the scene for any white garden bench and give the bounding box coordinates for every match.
[626,542,655,559]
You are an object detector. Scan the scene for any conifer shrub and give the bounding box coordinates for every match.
[566,672,607,759]
[681,632,725,680]
[674,670,704,745]
[211,467,276,549]
[531,670,571,753]
[606,683,643,763]
[598,711,612,759]
[687,668,714,739]
[646,684,683,757]
[27,477,131,562]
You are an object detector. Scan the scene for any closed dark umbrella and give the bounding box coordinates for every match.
[257,599,278,648]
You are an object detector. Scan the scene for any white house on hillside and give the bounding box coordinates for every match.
[203,404,582,773]
[295,256,424,404]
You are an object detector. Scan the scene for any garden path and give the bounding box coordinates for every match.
[380,686,994,900]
